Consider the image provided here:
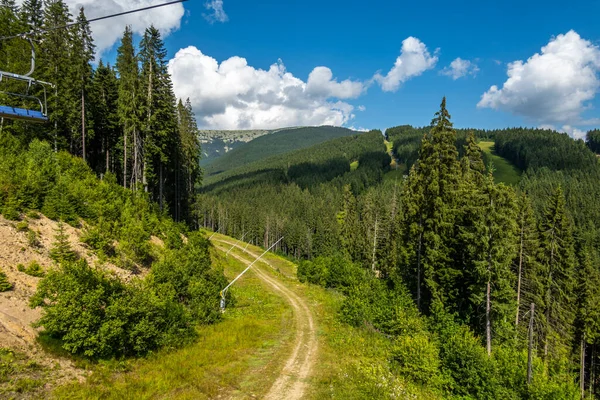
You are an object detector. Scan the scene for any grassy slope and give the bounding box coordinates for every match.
[479,141,522,185]
[204,126,359,178]
[54,233,437,399]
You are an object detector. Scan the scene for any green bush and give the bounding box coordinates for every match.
[297,254,364,292]
[49,222,78,264]
[26,211,40,219]
[0,269,13,292]
[30,259,195,358]
[2,197,21,221]
[27,230,40,247]
[390,333,441,386]
[16,221,28,232]
[17,261,45,278]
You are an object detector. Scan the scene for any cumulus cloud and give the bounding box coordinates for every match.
[441,57,479,80]
[203,0,228,23]
[15,0,185,56]
[374,37,438,92]
[540,124,588,140]
[306,67,364,99]
[168,46,363,129]
[357,105,366,112]
[478,30,600,127]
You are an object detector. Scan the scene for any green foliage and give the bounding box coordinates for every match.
[27,229,39,247]
[15,221,28,231]
[1,196,21,221]
[297,255,365,291]
[587,129,600,154]
[205,126,360,178]
[17,261,45,277]
[0,269,12,292]
[30,259,196,358]
[390,333,441,386]
[49,222,78,264]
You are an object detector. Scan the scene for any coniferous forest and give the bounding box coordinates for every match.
[1,1,600,399]
[0,0,201,223]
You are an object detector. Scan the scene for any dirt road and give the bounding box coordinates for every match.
[213,239,317,400]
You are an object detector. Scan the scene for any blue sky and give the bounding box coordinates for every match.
[88,0,600,135]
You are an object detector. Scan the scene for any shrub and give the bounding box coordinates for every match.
[26,211,40,219]
[27,230,40,247]
[17,261,45,278]
[390,334,441,386]
[16,221,28,232]
[0,269,13,292]
[30,259,195,358]
[2,197,20,221]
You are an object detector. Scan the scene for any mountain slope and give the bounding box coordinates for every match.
[204,126,361,178]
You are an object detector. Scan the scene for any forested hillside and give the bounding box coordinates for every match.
[0,1,200,223]
[204,126,360,178]
[199,128,271,165]
[202,99,600,398]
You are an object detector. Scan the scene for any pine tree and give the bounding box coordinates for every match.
[116,26,140,189]
[49,221,78,263]
[19,0,43,33]
[90,61,120,175]
[175,98,201,222]
[514,193,540,329]
[0,268,12,292]
[69,7,95,161]
[39,0,73,151]
[139,25,178,211]
[534,186,577,362]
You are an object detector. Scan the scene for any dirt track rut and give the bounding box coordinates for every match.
[214,239,317,400]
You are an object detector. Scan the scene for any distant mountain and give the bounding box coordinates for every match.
[199,129,272,166]
[203,126,361,178]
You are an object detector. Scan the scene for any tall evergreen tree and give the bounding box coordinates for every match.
[139,25,178,211]
[534,186,577,362]
[115,26,140,189]
[69,7,95,160]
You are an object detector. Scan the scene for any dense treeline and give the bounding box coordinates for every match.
[0,0,200,223]
[586,129,600,154]
[204,99,600,398]
[197,130,396,260]
[0,132,227,358]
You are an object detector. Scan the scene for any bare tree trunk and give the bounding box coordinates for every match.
[371,217,378,273]
[516,220,525,327]
[528,303,535,385]
[581,337,586,399]
[417,215,423,311]
[486,279,492,356]
[123,128,127,189]
[81,89,86,162]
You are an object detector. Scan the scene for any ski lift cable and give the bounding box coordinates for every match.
[0,0,189,42]
[219,237,284,310]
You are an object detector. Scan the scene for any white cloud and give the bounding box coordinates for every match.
[441,57,479,79]
[348,126,370,132]
[14,0,185,56]
[306,67,364,99]
[374,37,438,92]
[478,30,600,126]
[168,46,362,130]
[357,105,366,112]
[541,124,588,140]
[203,0,228,23]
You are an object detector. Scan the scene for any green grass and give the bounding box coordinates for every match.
[205,126,360,178]
[0,347,49,398]
[52,233,440,399]
[479,141,522,185]
[52,250,294,399]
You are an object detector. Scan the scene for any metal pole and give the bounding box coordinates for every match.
[219,237,284,311]
[226,232,246,256]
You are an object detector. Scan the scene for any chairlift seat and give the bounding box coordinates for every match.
[0,105,48,123]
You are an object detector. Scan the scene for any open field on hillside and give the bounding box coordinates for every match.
[479,141,522,185]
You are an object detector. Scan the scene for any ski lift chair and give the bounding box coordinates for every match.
[0,36,54,124]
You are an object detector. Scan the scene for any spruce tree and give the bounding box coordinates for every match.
[534,186,577,361]
[139,25,178,211]
[116,26,140,189]
[69,7,95,161]
[0,268,12,292]
[50,221,78,263]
